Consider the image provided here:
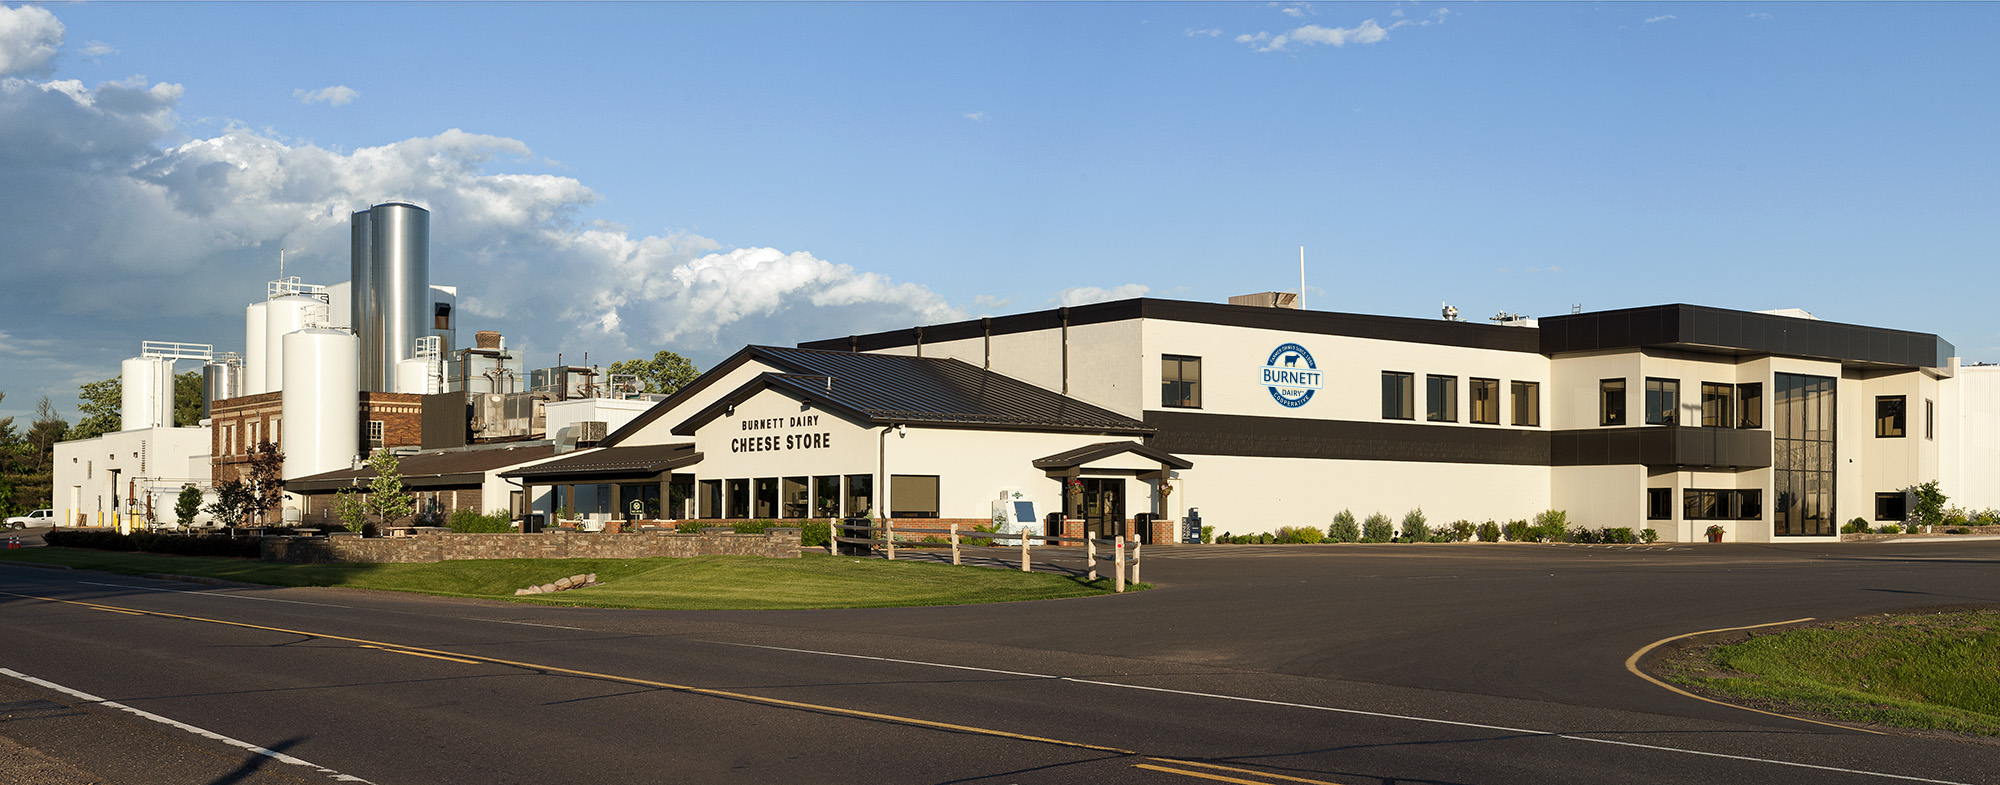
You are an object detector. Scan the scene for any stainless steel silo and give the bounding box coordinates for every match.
[201,353,242,419]
[351,201,429,392]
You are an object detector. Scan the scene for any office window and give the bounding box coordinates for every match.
[890,475,940,518]
[1601,379,1627,426]
[1876,395,1906,438]
[1469,378,1500,424]
[1876,492,1907,521]
[1647,488,1672,520]
[1382,372,1414,420]
[1645,378,1679,425]
[1774,373,1836,536]
[1426,375,1458,422]
[1161,355,1201,408]
[1700,383,1733,428]
[1684,489,1762,520]
[367,420,385,449]
[1737,383,1763,429]
[1926,399,1935,441]
[1511,381,1540,427]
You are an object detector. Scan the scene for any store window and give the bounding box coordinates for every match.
[782,476,809,518]
[668,476,693,519]
[1737,383,1763,428]
[1382,372,1414,420]
[726,479,749,519]
[1876,492,1907,521]
[1645,378,1679,425]
[813,476,841,518]
[1647,488,1672,520]
[844,474,874,518]
[1876,396,1906,438]
[698,479,722,519]
[1426,375,1458,422]
[754,478,779,519]
[1511,381,1540,427]
[890,475,940,518]
[1469,378,1500,425]
[1161,355,1201,409]
[1601,379,1627,426]
[1700,383,1733,428]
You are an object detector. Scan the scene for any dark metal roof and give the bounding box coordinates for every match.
[669,347,1152,436]
[499,443,701,481]
[289,444,557,493]
[1538,304,1953,369]
[1032,441,1193,471]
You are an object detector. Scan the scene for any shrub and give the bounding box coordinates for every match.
[1502,519,1530,542]
[1327,510,1360,543]
[1569,527,1599,544]
[1277,525,1324,544]
[1841,518,1869,534]
[1531,510,1569,542]
[1449,520,1475,542]
[1200,525,1215,544]
[447,509,513,533]
[1361,512,1394,543]
[1218,531,1234,544]
[1476,520,1502,542]
[799,519,831,548]
[1426,532,1455,543]
[1877,524,1902,535]
[1638,527,1659,544]
[44,529,259,558]
[1602,527,1636,544]
[1400,508,1429,542]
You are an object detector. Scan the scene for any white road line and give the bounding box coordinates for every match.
[72,579,590,631]
[703,640,1971,785]
[0,667,374,783]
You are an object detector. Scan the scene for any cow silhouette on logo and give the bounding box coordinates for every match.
[1283,353,1300,367]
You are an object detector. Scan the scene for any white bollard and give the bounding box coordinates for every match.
[1087,536,1097,582]
[1020,530,1031,572]
[1132,538,1141,585]
[950,522,960,566]
[1114,536,1125,593]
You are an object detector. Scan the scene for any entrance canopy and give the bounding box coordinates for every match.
[1033,441,1193,474]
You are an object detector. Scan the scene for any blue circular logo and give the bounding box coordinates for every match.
[1262,343,1320,408]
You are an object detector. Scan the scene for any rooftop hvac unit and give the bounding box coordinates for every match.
[577,420,607,444]
[471,392,536,438]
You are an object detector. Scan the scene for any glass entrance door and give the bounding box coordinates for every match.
[1081,478,1125,539]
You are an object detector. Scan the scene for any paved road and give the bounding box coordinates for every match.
[2,540,1997,784]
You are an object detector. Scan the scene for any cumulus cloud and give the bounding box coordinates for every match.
[1747,12,1774,21]
[1645,15,1676,24]
[0,30,968,422]
[1184,28,1223,38]
[79,40,117,57]
[294,85,357,106]
[1239,7,1447,53]
[962,110,987,122]
[1054,284,1150,307]
[1281,7,1305,18]
[0,4,64,76]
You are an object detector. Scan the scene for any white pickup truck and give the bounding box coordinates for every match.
[5,508,54,528]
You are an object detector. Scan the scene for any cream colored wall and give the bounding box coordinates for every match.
[613,358,781,445]
[1176,455,1550,534]
[885,427,1125,522]
[1551,464,1645,533]
[1548,352,1642,429]
[983,329,1067,393]
[1141,320,1551,426]
[52,426,213,528]
[694,389,880,482]
[1847,367,1942,524]
[1066,320,1145,416]
[1941,363,2000,511]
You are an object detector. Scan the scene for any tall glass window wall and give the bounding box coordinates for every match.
[1773,373,1836,536]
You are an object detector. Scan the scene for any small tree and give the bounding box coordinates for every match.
[332,489,367,532]
[1361,512,1394,543]
[1400,508,1429,542]
[174,484,203,527]
[364,449,414,529]
[1328,509,1360,543]
[1906,480,1948,529]
[204,480,255,527]
[243,440,286,525]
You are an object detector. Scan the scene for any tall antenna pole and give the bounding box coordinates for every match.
[1298,246,1306,309]
[279,247,286,282]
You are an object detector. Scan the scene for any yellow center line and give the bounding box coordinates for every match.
[1146,758,1347,784]
[1,590,1135,756]
[96,608,147,616]
[359,644,482,665]
[1625,617,1887,735]
[1136,763,1286,784]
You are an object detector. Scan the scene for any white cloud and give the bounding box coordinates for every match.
[1281,7,1305,18]
[962,110,987,122]
[1747,12,1774,21]
[1290,20,1390,47]
[79,40,117,57]
[1054,284,1150,307]
[294,85,358,106]
[1645,15,1677,24]
[0,4,63,77]
[1239,8,1446,53]
[1184,28,1223,38]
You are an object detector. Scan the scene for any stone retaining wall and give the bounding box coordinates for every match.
[262,529,801,564]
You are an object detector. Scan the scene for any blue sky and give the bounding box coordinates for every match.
[2,2,1996,425]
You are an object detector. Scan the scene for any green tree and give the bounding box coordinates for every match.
[607,350,700,397]
[1907,480,1948,529]
[332,489,367,532]
[243,440,287,525]
[68,377,121,440]
[174,370,203,427]
[204,480,254,526]
[364,449,414,527]
[174,484,203,527]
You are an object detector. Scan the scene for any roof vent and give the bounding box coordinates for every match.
[1228,292,1299,309]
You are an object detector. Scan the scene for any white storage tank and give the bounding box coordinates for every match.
[394,356,435,395]
[280,327,360,480]
[263,293,318,394]
[119,356,173,430]
[202,354,242,419]
[243,301,268,395]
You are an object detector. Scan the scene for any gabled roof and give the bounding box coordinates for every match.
[1032,441,1193,471]
[667,347,1151,437]
[289,444,557,493]
[499,443,701,482]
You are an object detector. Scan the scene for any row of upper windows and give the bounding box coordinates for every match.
[1382,372,1539,426]
[1874,396,1933,440]
[1599,379,1762,428]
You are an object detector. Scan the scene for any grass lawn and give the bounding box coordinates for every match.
[1659,608,2000,736]
[0,548,1144,610]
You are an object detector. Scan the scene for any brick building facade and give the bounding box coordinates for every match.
[210,391,426,485]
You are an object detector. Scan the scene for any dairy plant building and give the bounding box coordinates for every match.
[507,296,1978,544]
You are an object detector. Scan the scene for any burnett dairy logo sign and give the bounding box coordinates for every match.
[1261,343,1321,408]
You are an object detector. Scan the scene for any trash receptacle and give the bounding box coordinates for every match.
[522,513,546,534]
